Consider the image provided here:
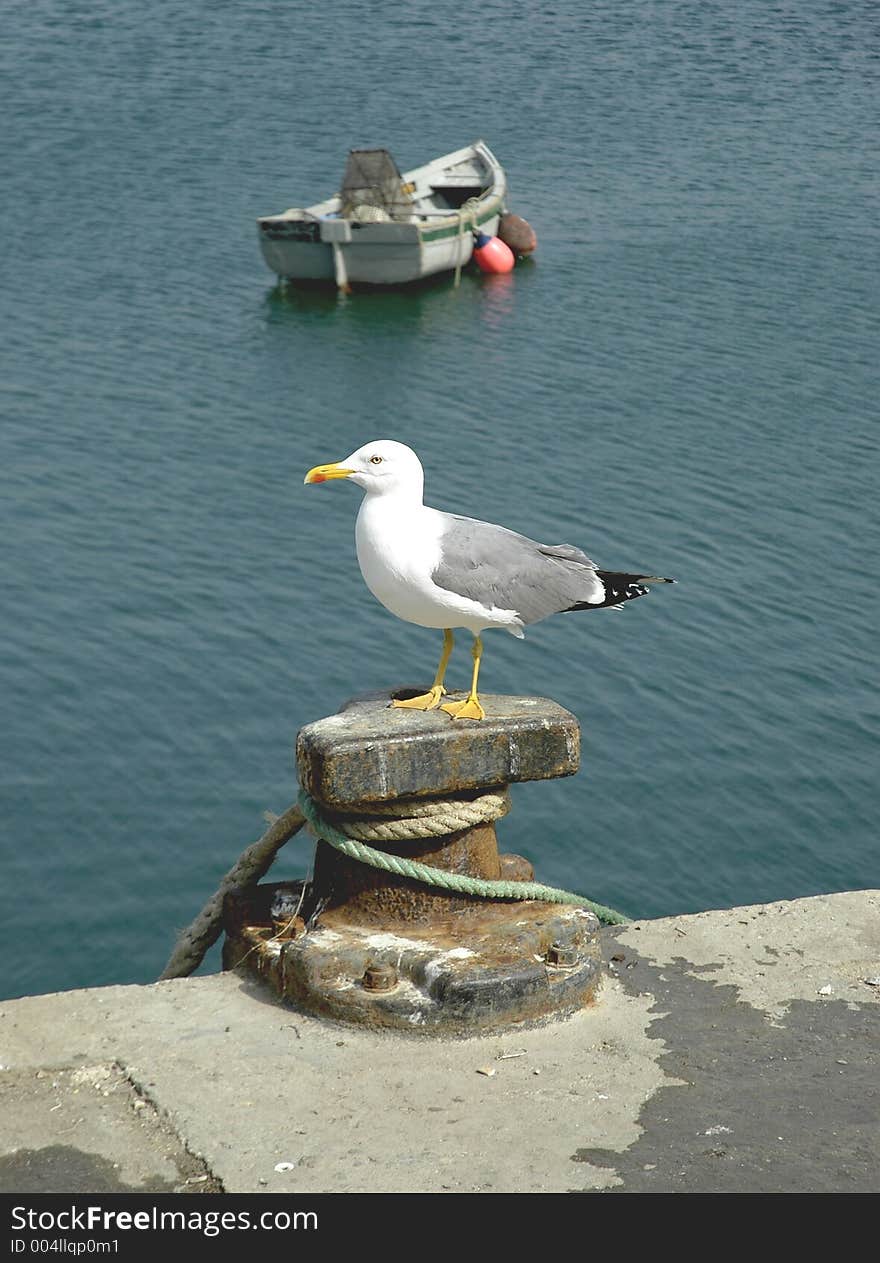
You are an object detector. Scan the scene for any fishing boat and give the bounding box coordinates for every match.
[256,140,508,288]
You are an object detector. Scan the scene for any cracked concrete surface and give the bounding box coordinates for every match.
[1,891,877,1193]
[0,1063,220,1193]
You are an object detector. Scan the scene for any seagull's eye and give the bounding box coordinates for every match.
[369,455,383,465]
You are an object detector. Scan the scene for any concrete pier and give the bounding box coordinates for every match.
[2,890,878,1193]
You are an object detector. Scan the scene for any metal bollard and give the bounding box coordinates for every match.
[223,691,602,1034]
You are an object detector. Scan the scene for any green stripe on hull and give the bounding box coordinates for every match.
[420,201,502,243]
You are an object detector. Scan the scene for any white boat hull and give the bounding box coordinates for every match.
[259,214,503,285]
[257,141,506,287]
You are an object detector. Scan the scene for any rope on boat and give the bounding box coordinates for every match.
[453,196,485,288]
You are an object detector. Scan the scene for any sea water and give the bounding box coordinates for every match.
[1,0,877,999]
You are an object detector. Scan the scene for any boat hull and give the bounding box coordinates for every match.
[259,207,502,285]
[257,141,507,286]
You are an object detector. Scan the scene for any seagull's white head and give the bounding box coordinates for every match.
[304,440,424,500]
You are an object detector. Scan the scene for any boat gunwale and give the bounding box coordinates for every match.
[257,139,506,233]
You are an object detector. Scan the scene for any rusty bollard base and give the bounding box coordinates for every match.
[224,692,602,1034]
[224,882,602,1035]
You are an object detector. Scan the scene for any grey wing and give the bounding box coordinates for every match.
[431,514,605,625]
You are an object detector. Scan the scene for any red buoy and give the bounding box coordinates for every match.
[472,229,515,275]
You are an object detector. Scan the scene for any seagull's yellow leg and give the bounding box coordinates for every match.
[392,628,454,711]
[441,635,486,721]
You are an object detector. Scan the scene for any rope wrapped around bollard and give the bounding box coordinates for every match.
[297,790,628,925]
[159,787,627,980]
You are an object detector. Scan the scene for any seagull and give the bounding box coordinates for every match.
[304,440,673,720]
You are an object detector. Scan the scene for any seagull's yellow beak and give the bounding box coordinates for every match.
[304,461,354,485]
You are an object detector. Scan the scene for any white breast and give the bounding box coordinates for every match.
[355,500,506,631]
[355,499,443,624]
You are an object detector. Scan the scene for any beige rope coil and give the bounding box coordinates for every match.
[331,789,509,842]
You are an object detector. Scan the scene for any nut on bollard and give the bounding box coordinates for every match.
[362,963,398,992]
[546,942,578,968]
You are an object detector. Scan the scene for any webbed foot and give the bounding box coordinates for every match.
[440,695,485,721]
[392,685,446,711]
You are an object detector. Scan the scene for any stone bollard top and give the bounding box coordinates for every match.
[296,692,580,807]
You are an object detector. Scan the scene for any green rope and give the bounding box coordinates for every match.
[297,790,628,926]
